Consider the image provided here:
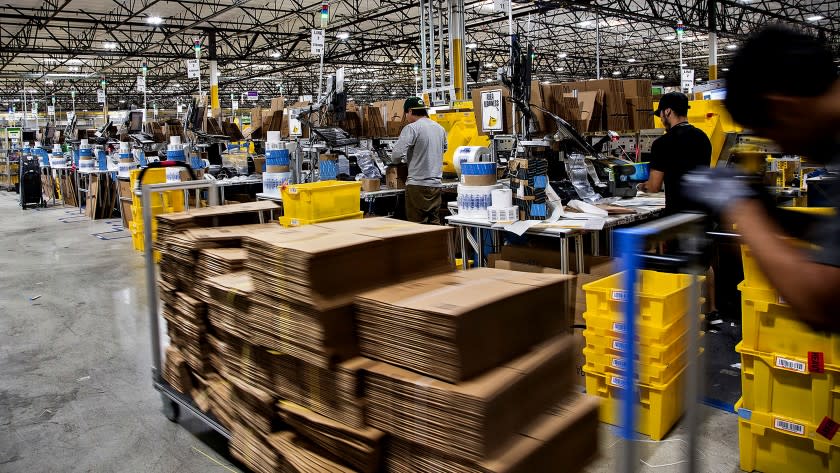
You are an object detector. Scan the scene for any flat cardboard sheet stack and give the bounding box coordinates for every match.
[386,393,600,473]
[169,291,208,374]
[230,422,284,473]
[229,373,280,434]
[279,401,385,473]
[162,345,192,394]
[156,201,280,238]
[195,248,248,295]
[365,336,577,463]
[355,268,574,383]
[267,431,357,473]
[206,375,236,429]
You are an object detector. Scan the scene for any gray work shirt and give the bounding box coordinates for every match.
[390,117,447,187]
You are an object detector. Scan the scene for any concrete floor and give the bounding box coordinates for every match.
[0,191,742,473]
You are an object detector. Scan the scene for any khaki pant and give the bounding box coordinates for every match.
[405,184,442,225]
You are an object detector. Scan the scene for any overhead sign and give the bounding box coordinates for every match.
[232,100,239,111]
[186,59,200,79]
[480,89,504,132]
[47,105,55,116]
[681,68,695,94]
[136,76,146,92]
[7,128,20,140]
[289,109,302,137]
[177,104,183,114]
[97,90,106,104]
[494,0,509,13]
[246,90,259,101]
[311,29,325,55]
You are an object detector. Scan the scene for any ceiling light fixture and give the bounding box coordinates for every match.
[146,16,163,25]
[336,32,350,40]
[270,51,281,58]
[722,68,729,72]
[68,66,80,72]
[726,44,737,50]
[466,43,477,49]
[627,58,636,63]
[657,74,665,79]
[394,57,403,63]
[103,42,117,50]
[680,63,688,67]
[612,71,621,76]
[806,15,825,22]
[664,35,676,41]
[559,67,564,71]
[578,20,593,27]
[558,53,567,58]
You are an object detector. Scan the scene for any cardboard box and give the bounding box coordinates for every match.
[387,392,600,473]
[365,335,577,462]
[356,268,575,383]
[361,178,380,192]
[500,245,612,275]
[623,79,653,99]
[385,164,407,189]
[252,157,265,174]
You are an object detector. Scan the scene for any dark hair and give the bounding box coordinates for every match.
[410,108,428,117]
[725,25,837,129]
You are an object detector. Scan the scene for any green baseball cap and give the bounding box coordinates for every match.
[403,96,427,112]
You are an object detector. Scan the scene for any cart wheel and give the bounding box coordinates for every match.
[162,397,180,423]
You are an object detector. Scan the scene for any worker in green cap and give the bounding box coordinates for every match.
[390,96,447,224]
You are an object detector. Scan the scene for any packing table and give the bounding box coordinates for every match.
[446,196,666,274]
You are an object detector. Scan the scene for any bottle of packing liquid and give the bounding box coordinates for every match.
[263,131,291,196]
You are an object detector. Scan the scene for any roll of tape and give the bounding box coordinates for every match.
[491,188,512,208]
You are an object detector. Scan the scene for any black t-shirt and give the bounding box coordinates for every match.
[649,122,713,212]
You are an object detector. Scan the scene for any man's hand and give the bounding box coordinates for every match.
[681,167,757,214]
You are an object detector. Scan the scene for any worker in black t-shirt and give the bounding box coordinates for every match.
[638,92,712,213]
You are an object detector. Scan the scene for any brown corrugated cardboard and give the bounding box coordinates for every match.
[461,174,498,186]
[492,260,565,274]
[501,245,612,274]
[356,267,574,382]
[622,79,652,99]
[385,164,407,189]
[387,392,600,473]
[361,178,380,192]
[365,335,577,462]
[279,401,386,473]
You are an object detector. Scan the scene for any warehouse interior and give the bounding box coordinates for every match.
[1,0,838,472]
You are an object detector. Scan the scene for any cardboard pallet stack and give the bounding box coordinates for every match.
[158,217,600,472]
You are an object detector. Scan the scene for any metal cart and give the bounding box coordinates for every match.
[613,212,708,473]
[139,175,230,437]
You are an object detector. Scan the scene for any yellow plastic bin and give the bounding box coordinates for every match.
[582,346,701,386]
[281,180,362,221]
[582,270,701,328]
[278,211,364,228]
[583,311,704,347]
[583,365,687,440]
[736,398,840,473]
[738,342,840,429]
[582,327,702,366]
[739,281,840,364]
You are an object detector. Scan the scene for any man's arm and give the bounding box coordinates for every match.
[640,170,664,193]
[726,199,840,330]
[390,126,416,163]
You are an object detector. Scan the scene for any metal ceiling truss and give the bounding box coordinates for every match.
[0,0,833,113]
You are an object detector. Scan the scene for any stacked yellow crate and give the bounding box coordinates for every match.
[128,168,183,252]
[278,180,363,227]
[736,245,840,473]
[581,270,703,440]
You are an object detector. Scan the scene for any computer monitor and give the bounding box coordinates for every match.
[128,111,144,133]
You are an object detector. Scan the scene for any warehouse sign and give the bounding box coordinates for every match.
[246,91,259,101]
[186,59,200,79]
[47,105,55,116]
[480,89,503,132]
[136,76,146,92]
[232,100,239,111]
[97,90,106,104]
[289,109,302,137]
[311,29,325,55]
[681,68,695,94]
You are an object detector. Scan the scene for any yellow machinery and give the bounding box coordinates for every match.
[653,99,742,167]
[429,101,490,176]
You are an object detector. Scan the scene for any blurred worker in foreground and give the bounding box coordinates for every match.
[390,97,448,225]
[683,25,840,330]
[638,91,712,214]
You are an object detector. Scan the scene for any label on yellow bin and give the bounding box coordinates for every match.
[608,375,627,389]
[610,290,629,302]
[775,355,807,374]
[774,417,805,436]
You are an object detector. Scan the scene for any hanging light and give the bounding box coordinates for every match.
[676,19,685,38]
